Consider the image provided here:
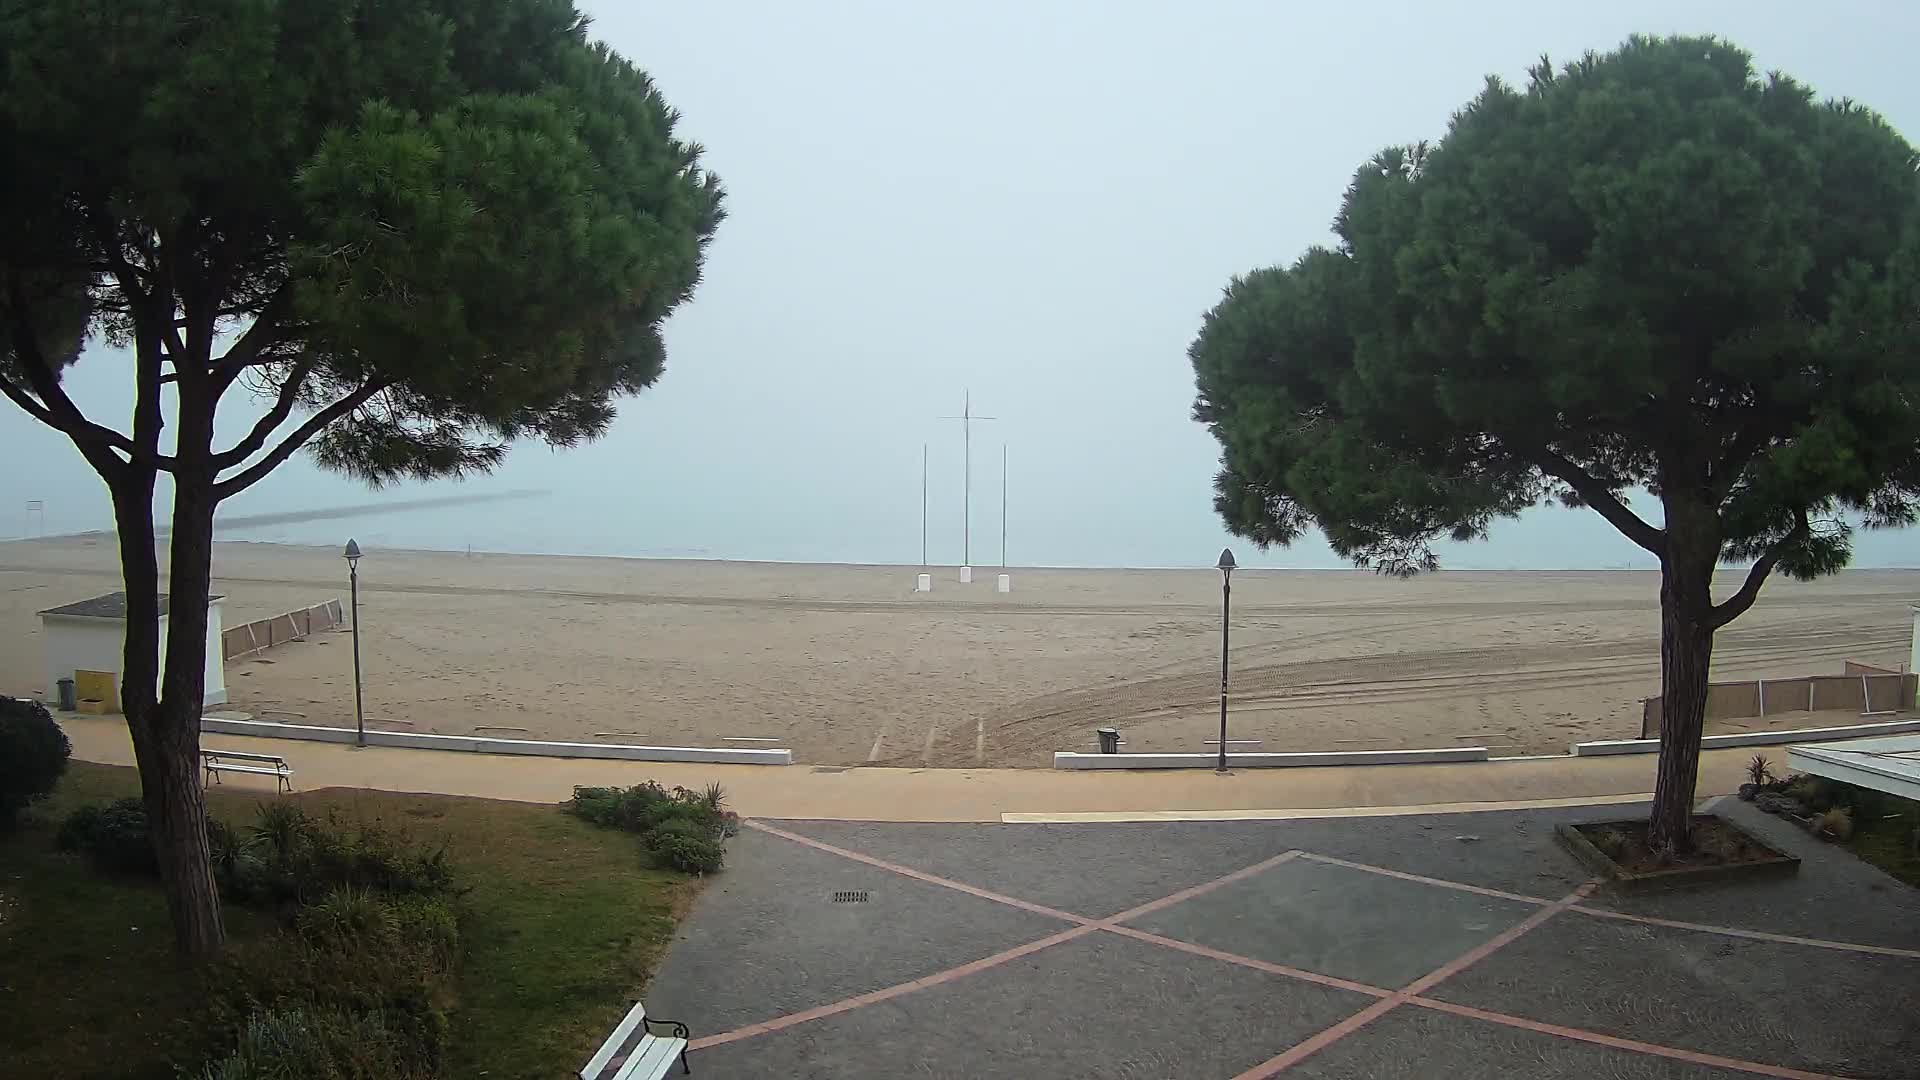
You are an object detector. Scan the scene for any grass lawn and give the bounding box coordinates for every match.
[0,762,701,1079]
[1843,788,1920,888]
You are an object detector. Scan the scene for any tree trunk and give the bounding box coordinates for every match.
[149,391,227,957]
[1648,497,1720,854]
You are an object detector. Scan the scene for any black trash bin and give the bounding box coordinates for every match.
[1096,727,1120,754]
[56,677,77,712]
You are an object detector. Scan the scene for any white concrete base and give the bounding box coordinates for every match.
[199,716,794,764]
[1053,747,1489,770]
[996,573,1011,593]
[1572,717,1920,757]
[959,565,973,583]
[914,573,932,592]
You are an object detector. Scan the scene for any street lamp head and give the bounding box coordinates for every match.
[343,538,361,567]
[1216,547,1236,580]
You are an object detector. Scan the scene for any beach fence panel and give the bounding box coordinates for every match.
[1640,665,1916,738]
[222,599,345,661]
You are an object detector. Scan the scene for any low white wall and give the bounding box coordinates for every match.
[1572,717,1920,757]
[1053,747,1489,770]
[199,716,793,765]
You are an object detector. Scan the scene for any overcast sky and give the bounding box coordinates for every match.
[4,1,1917,569]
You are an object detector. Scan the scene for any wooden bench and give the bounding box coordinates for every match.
[201,750,293,794]
[580,1000,690,1079]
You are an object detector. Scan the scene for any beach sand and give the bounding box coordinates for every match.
[2,537,1913,766]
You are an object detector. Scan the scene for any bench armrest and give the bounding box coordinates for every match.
[640,1017,690,1040]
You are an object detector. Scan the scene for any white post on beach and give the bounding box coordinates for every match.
[915,573,932,593]
[997,573,1011,593]
[942,390,995,574]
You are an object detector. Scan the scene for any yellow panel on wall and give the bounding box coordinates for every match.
[74,669,119,713]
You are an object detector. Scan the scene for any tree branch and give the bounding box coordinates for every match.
[1530,448,1668,555]
[213,379,389,500]
[2,283,154,476]
[1709,512,1808,630]
[209,286,293,394]
[210,354,315,470]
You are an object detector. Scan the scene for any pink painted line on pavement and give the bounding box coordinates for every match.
[687,925,1095,1051]
[1102,924,1391,999]
[745,819,1093,925]
[1105,850,1303,922]
[1293,851,1555,905]
[1303,850,1920,962]
[1407,998,1849,1080]
[1568,904,1920,960]
[1231,883,1597,1079]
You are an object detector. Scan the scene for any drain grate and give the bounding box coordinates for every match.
[832,890,870,903]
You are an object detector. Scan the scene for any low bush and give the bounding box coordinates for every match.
[0,696,71,829]
[197,1006,443,1080]
[59,798,453,905]
[566,781,730,873]
[56,797,157,874]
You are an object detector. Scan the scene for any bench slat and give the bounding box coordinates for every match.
[203,751,288,765]
[614,1036,684,1080]
[581,1000,649,1080]
[206,764,284,776]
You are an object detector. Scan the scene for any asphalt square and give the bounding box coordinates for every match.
[683,928,1375,1079]
[1289,1004,1757,1079]
[642,828,1069,1035]
[1430,911,1920,1078]
[1125,855,1541,989]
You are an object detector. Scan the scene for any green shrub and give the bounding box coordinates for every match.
[197,1007,442,1080]
[0,696,70,828]
[648,826,725,874]
[225,805,454,906]
[56,797,157,874]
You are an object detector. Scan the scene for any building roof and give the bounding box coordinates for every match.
[1789,734,1920,802]
[38,592,224,620]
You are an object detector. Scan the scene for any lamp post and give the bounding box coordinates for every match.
[1216,547,1235,773]
[344,539,365,748]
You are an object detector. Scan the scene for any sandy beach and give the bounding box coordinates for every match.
[1,537,1912,766]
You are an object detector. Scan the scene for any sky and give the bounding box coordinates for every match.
[3,0,1918,569]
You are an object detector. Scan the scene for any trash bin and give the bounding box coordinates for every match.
[1096,727,1120,754]
[56,677,77,712]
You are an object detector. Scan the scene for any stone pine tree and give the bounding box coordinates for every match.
[1190,35,1920,853]
[0,0,724,955]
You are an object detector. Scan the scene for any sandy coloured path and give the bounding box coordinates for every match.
[2,538,1913,766]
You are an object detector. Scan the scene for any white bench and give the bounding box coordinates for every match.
[580,999,690,1079]
[201,749,293,794]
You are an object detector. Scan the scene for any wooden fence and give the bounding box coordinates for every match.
[221,599,345,661]
[1639,662,1915,738]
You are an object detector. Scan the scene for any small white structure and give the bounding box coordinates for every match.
[1789,734,1920,802]
[40,591,227,709]
[959,565,973,583]
[914,573,932,592]
[997,573,1012,593]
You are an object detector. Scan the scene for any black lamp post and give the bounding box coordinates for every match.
[344,539,365,748]
[1216,547,1235,773]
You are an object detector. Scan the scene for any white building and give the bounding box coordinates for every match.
[39,591,227,709]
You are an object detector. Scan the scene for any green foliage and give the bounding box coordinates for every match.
[0,697,71,829]
[59,798,452,904]
[197,1008,442,1080]
[1191,34,1920,580]
[56,797,157,874]
[564,782,729,872]
[0,0,725,485]
[1747,755,1775,787]
[209,889,461,1076]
